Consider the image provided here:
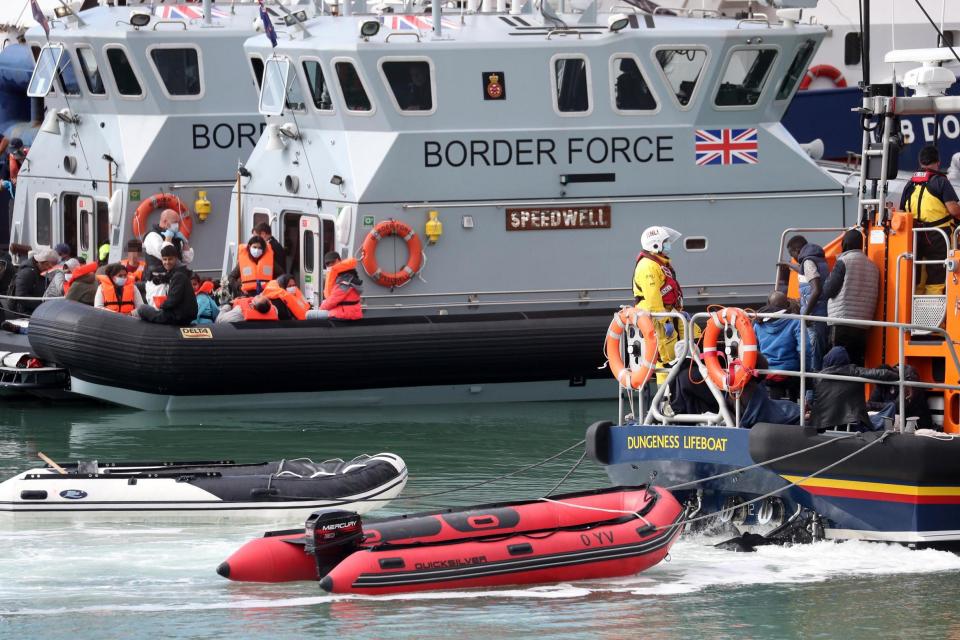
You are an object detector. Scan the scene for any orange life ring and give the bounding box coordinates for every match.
[132,193,194,239]
[701,307,758,393]
[798,64,848,91]
[360,220,423,288]
[605,307,659,389]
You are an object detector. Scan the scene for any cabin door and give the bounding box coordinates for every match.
[299,215,321,307]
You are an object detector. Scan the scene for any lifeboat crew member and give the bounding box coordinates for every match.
[121,238,146,282]
[305,251,363,320]
[263,274,310,321]
[95,263,142,315]
[900,145,960,294]
[228,236,274,296]
[633,226,683,383]
[778,235,829,370]
[191,273,219,325]
[254,221,287,279]
[215,294,279,323]
[143,209,194,285]
[136,244,198,326]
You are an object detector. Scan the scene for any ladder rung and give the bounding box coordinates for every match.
[864,150,885,156]
[859,199,882,206]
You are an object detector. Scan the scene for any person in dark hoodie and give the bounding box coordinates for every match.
[136,244,197,326]
[12,245,58,315]
[778,235,830,369]
[866,364,935,431]
[810,346,898,431]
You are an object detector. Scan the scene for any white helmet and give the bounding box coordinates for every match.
[641,226,681,255]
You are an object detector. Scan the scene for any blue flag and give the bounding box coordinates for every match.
[258,0,277,48]
[31,0,50,38]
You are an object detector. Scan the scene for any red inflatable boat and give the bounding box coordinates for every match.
[218,486,683,595]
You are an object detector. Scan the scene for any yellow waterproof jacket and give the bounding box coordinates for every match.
[633,254,678,312]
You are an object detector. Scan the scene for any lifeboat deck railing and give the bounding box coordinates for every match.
[620,310,960,430]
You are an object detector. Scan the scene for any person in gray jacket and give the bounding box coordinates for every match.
[822,229,879,365]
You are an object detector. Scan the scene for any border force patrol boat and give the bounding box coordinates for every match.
[13,0,313,273]
[28,1,854,410]
[587,48,960,545]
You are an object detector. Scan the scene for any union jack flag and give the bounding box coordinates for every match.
[694,128,759,166]
[381,15,459,31]
[154,5,230,20]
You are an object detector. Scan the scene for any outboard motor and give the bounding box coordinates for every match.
[304,509,364,576]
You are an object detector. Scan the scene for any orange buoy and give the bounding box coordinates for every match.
[132,193,193,239]
[701,307,758,393]
[360,220,423,288]
[605,307,659,389]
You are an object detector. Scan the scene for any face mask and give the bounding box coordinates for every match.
[64,273,74,282]
[286,286,297,294]
[114,276,127,286]
[169,223,179,233]
[662,241,672,254]
[249,246,264,259]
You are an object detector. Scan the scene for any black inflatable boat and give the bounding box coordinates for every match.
[28,299,614,409]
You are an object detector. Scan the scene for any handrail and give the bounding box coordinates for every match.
[546,29,583,40]
[737,17,770,29]
[774,226,852,287]
[152,20,189,30]
[385,32,422,42]
[911,226,953,295]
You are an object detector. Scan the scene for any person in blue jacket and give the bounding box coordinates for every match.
[191,273,219,325]
[754,292,815,371]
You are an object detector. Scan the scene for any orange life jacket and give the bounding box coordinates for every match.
[233,296,279,321]
[263,280,310,320]
[8,147,28,183]
[63,261,99,295]
[95,274,136,314]
[196,280,215,296]
[323,257,358,298]
[238,244,275,293]
[120,258,145,282]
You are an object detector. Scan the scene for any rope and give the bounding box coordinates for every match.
[653,431,891,532]
[664,432,857,490]
[538,495,652,531]
[543,450,585,496]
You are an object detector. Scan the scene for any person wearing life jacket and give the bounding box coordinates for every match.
[228,236,274,295]
[64,259,100,306]
[191,273,219,324]
[778,235,830,369]
[136,244,198,326]
[8,138,27,187]
[633,226,684,383]
[255,221,287,280]
[94,263,142,315]
[263,274,310,321]
[305,251,363,320]
[143,209,194,284]
[121,238,146,283]
[900,145,960,295]
[215,294,279,323]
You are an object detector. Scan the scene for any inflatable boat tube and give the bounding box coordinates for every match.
[0,453,407,524]
[28,299,614,409]
[218,485,683,593]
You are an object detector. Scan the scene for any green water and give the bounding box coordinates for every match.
[1,399,959,639]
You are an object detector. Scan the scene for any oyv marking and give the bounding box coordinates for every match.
[59,490,88,500]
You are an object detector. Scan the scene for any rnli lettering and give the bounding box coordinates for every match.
[626,434,727,451]
[192,123,266,150]
[424,135,674,168]
[414,556,487,570]
[507,206,610,231]
[180,327,213,339]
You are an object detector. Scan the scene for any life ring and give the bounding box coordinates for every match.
[360,220,423,288]
[701,307,758,393]
[132,193,194,239]
[605,307,659,390]
[798,64,847,91]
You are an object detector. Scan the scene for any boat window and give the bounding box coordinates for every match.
[106,47,143,97]
[250,56,264,89]
[776,39,816,101]
[149,47,202,96]
[611,55,657,112]
[27,45,63,97]
[302,60,333,111]
[76,46,105,95]
[655,48,707,108]
[303,228,315,272]
[553,57,590,113]
[56,52,82,96]
[381,60,433,112]
[253,211,270,231]
[322,219,335,257]
[844,32,861,66]
[714,48,777,107]
[335,61,372,112]
[259,57,290,115]
[79,209,90,252]
[35,197,52,246]
[96,200,110,251]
